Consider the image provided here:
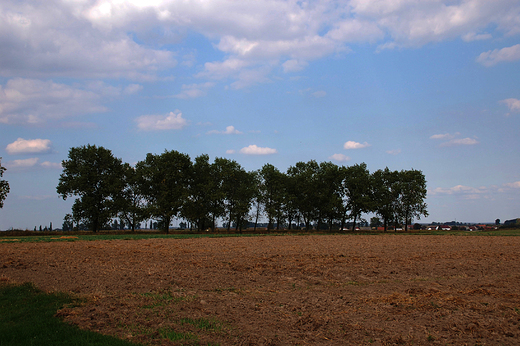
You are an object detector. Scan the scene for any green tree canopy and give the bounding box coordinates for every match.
[57,145,124,232]
[115,163,149,232]
[0,158,9,209]
[394,169,428,232]
[340,163,372,231]
[137,150,192,233]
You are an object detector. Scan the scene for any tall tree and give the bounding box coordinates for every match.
[259,164,286,230]
[0,158,9,209]
[183,154,214,231]
[394,169,428,232]
[340,163,372,231]
[218,158,256,232]
[137,150,192,233]
[57,145,124,232]
[116,163,149,232]
[371,167,399,232]
[287,160,320,231]
[316,161,342,231]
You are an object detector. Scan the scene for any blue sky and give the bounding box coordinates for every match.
[1,0,520,230]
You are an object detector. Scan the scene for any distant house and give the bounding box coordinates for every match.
[440,225,451,231]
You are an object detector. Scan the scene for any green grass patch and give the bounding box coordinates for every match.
[0,282,141,346]
[179,317,223,332]
[139,289,195,309]
[158,327,198,342]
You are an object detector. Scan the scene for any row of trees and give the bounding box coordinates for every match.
[57,145,428,233]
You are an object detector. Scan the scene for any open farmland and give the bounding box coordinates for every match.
[1,234,520,345]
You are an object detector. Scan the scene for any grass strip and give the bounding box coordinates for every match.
[0,282,141,346]
[1,228,520,243]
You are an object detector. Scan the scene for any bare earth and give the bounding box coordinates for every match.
[1,235,520,345]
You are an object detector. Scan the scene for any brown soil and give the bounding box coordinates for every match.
[1,235,520,345]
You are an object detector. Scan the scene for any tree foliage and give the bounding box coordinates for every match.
[0,158,9,209]
[56,145,428,233]
[137,150,192,233]
[57,145,124,232]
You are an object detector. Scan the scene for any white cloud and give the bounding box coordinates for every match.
[431,180,520,200]
[477,44,520,67]
[504,181,520,189]
[41,161,62,169]
[226,149,236,154]
[0,78,107,125]
[440,138,479,147]
[1,0,519,88]
[207,125,243,135]
[0,1,176,80]
[135,110,188,131]
[239,145,277,155]
[6,138,52,155]
[500,98,520,113]
[430,133,456,140]
[312,91,327,98]
[196,59,251,80]
[431,132,477,147]
[173,82,215,99]
[462,32,492,42]
[5,157,39,169]
[386,149,401,155]
[124,84,143,94]
[326,19,384,43]
[343,141,370,149]
[432,185,485,195]
[282,59,308,73]
[329,153,351,162]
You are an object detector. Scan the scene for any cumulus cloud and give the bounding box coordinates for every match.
[329,153,351,162]
[477,44,520,66]
[207,125,243,135]
[124,84,144,94]
[226,149,236,154]
[431,180,520,200]
[386,149,401,155]
[135,110,188,131]
[282,59,308,73]
[462,32,492,42]
[40,161,62,169]
[0,1,176,80]
[431,132,477,147]
[6,138,52,155]
[0,78,107,125]
[430,133,456,140]
[1,0,518,88]
[343,141,370,149]
[239,145,277,155]
[5,157,40,169]
[500,98,520,113]
[440,138,479,147]
[504,181,520,189]
[173,82,215,99]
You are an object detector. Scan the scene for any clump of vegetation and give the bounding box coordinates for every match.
[0,282,140,346]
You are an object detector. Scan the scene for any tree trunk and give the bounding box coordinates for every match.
[254,200,260,232]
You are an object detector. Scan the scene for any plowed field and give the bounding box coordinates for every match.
[1,234,520,345]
